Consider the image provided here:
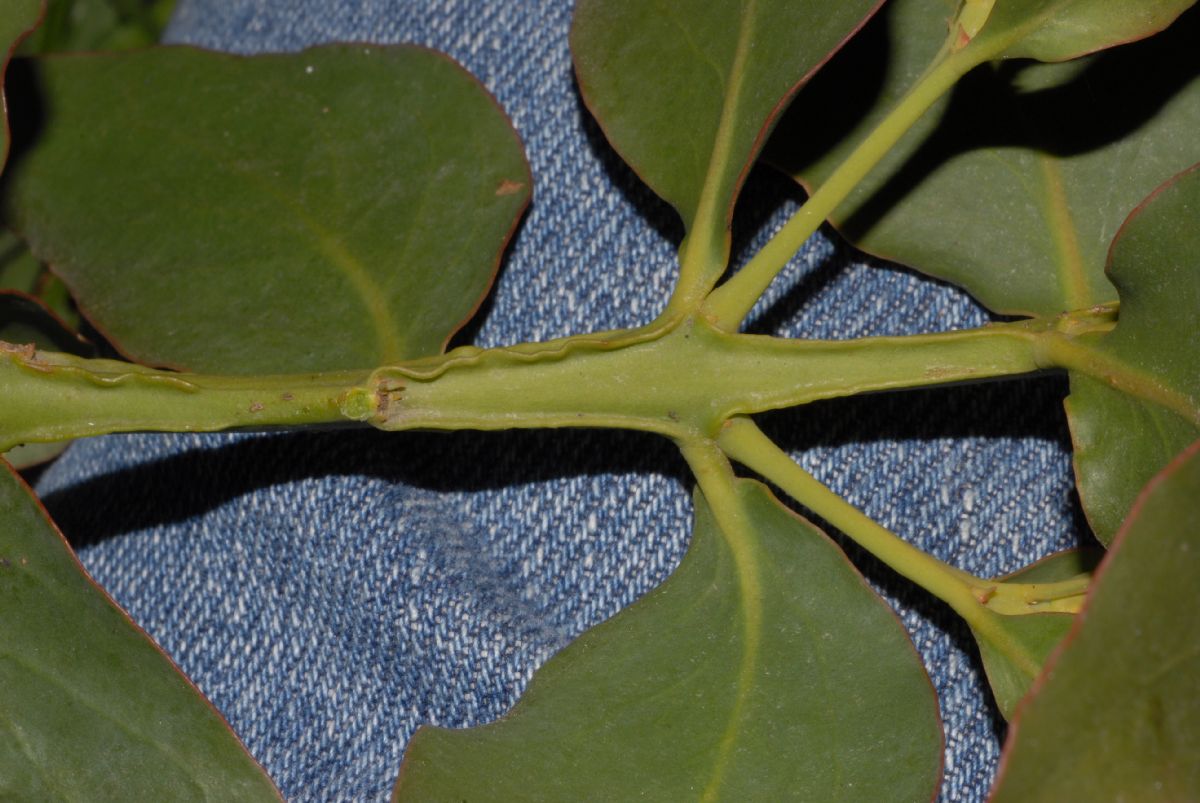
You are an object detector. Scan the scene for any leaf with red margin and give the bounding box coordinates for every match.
[990,439,1200,802]
[767,0,1200,317]
[394,480,942,801]
[965,0,1197,63]
[0,461,280,799]
[0,229,81,331]
[5,44,530,374]
[970,549,1100,720]
[571,0,882,290]
[1064,162,1200,544]
[1,1,42,171]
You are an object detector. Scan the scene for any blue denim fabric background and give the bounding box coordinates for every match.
[34,2,1083,801]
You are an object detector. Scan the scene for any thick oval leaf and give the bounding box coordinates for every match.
[970,550,1098,719]
[0,462,280,799]
[394,480,941,801]
[1066,163,1200,543]
[6,44,530,374]
[990,439,1200,802]
[1,0,41,170]
[967,0,1195,62]
[769,0,1200,316]
[571,0,880,281]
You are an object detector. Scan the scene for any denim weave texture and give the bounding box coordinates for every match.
[34,1,1084,801]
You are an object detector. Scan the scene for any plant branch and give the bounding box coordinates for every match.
[362,315,1087,437]
[718,416,982,606]
[716,417,1087,620]
[702,40,998,330]
[0,310,1110,450]
[0,344,369,451]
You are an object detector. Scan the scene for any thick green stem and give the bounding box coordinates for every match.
[703,41,1000,330]
[0,345,367,451]
[353,316,1057,437]
[1,313,1088,451]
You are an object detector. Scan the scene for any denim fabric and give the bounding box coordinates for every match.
[34,2,1082,801]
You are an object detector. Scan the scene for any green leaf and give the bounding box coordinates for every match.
[997,547,1102,585]
[990,439,1200,802]
[965,0,1196,63]
[970,551,1098,719]
[5,44,530,374]
[571,0,881,287]
[2,438,66,469]
[0,461,280,799]
[1064,163,1200,543]
[974,614,1074,720]
[394,480,941,801]
[0,228,42,293]
[768,0,1200,316]
[1,229,82,330]
[18,0,176,55]
[1,0,42,170]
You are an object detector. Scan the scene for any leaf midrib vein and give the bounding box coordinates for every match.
[701,499,762,803]
[690,0,759,237]
[0,707,67,799]
[1,650,208,795]
[1037,153,1092,309]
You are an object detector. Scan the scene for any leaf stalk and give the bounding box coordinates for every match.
[703,36,1002,330]
[715,417,1085,624]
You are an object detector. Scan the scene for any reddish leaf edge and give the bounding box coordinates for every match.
[568,0,886,245]
[392,480,946,802]
[765,166,1054,320]
[994,546,1102,582]
[989,436,1200,798]
[766,11,1200,320]
[413,42,533,358]
[1100,159,1200,272]
[1,0,45,174]
[1065,159,1200,537]
[9,42,532,373]
[0,457,284,799]
[0,288,89,350]
[1014,1,1200,65]
[765,485,945,803]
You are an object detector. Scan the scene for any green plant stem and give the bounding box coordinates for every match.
[718,416,982,605]
[984,571,1091,615]
[703,43,994,330]
[716,417,1086,621]
[1,311,1108,452]
[0,344,368,450]
[356,316,1058,437]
